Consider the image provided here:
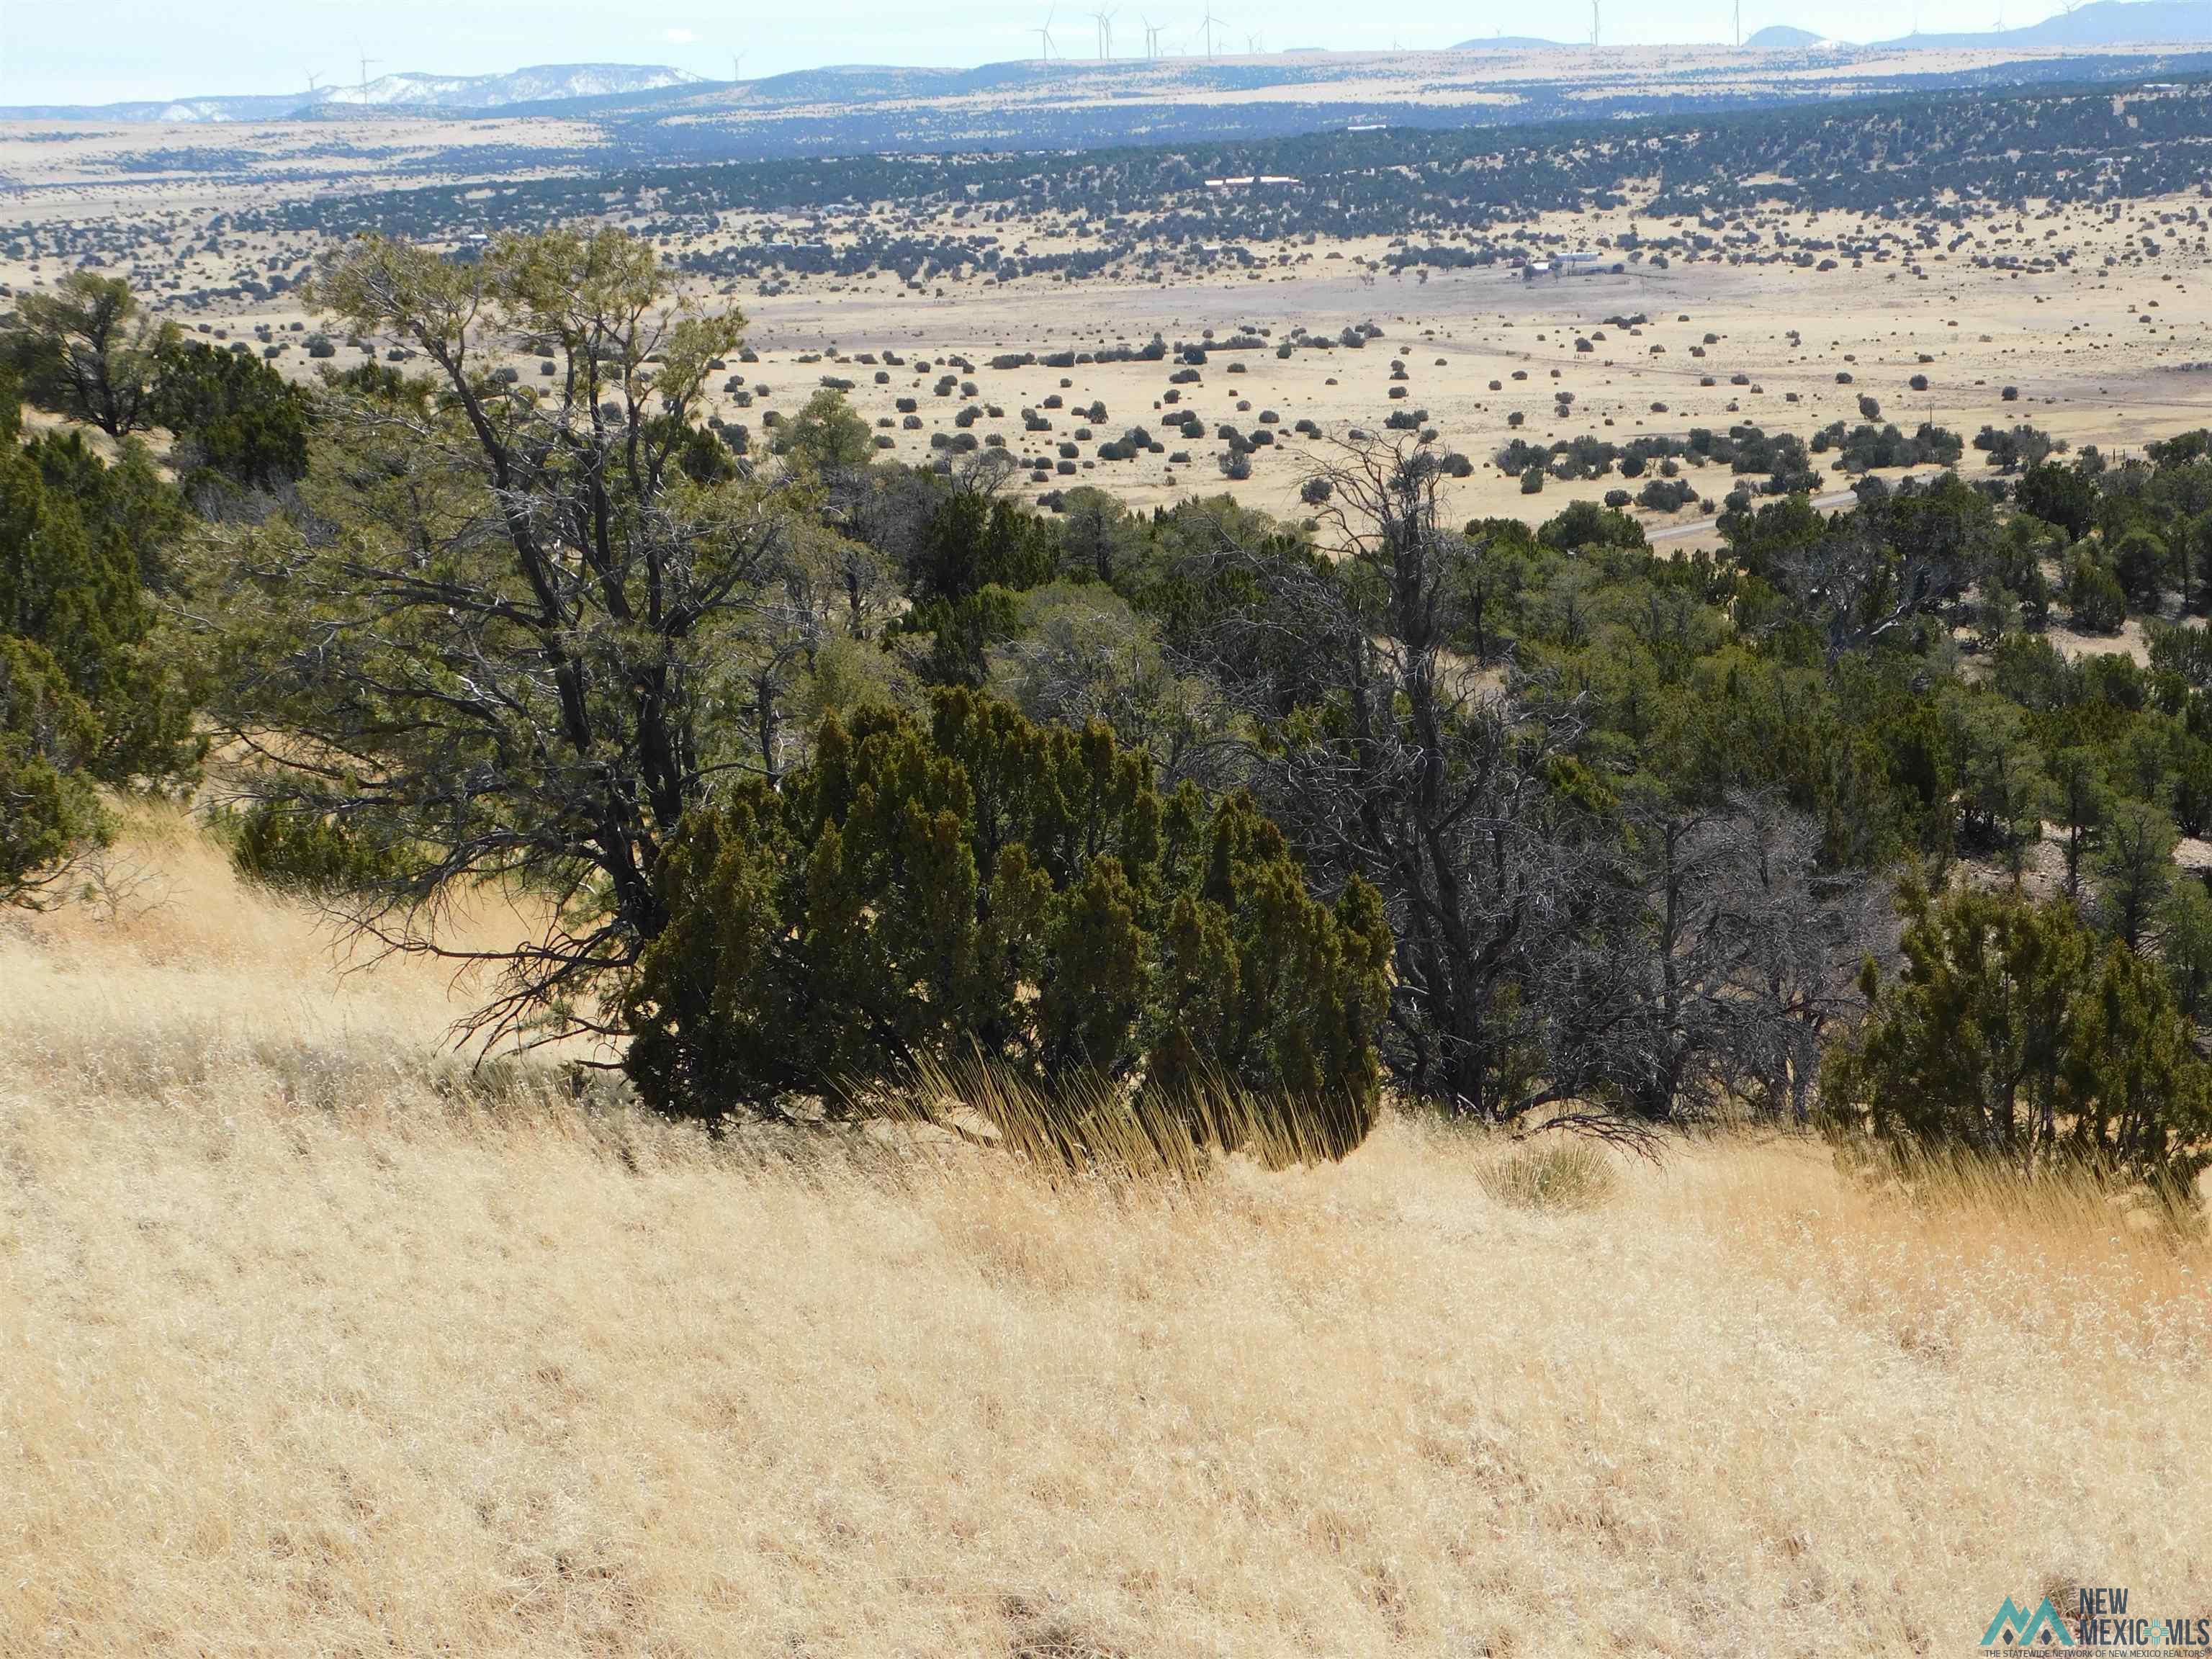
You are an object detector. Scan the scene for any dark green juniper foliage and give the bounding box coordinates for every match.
[624,688,1392,1151]
[0,374,199,899]
[1826,881,2211,1190]
[0,632,103,901]
[151,340,312,494]
[228,797,411,896]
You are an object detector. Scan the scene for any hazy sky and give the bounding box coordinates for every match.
[2,0,2064,104]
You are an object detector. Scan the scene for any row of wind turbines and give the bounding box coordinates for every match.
[1025,4,1617,59]
[310,0,2087,103]
[1032,8,1266,61]
[1022,0,2082,63]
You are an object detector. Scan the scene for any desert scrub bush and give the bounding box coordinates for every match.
[624,688,1392,1151]
[1478,1140,1617,1212]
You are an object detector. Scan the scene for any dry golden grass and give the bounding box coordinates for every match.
[4,814,2208,1655]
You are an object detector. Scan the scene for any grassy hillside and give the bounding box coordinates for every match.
[2,814,2207,1654]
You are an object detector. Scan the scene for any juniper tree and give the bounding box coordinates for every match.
[2093,801,2178,953]
[1827,881,2211,1186]
[193,228,786,1048]
[624,688,1392,1145]
[2043,747,2113,902]
[0,634,103,902]
[151,340,310,493]
[1218,436,1614,1125]
[0,388,197,793]
[1,271,173,439]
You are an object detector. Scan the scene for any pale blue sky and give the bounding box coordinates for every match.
[1,0,2064,105]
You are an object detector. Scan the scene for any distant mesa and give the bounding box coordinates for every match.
[1744,24,1836,48]
[1872,0,2212,46]
[315,63,703,111]
[1445,0,2212,53]
[0,63,703,123]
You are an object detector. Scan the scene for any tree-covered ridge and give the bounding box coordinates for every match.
[12,233,2212,1184]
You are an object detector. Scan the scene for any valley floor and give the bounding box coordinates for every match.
[3,819,2208,1655]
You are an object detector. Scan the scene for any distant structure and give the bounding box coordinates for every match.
[1524,250,1627,279]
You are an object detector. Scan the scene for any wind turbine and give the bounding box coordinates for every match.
[1246,30,1264,53]
[356,46,381,107]
[1092,8,1118,59]
[731,52,747,81]
[1035,6,1060,60]
[1733,0,1742,45]
[1140,14,1161,56]
[1590,0,1601,45]
[1200,9,1224,56]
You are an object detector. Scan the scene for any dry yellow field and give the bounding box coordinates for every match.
[3,815,2207,1655]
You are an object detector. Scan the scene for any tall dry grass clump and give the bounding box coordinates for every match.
[1475,1138,1618,1213]
[3,814,2209,1655]
[878,1053,1372,1182]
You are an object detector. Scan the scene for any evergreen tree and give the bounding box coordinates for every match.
[0,391,196,785]
[153,340,310,491]
[1,271,172,438]
[623,688,1391,1150]
[1827,881,2211,1186]
[0,634,104,902]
